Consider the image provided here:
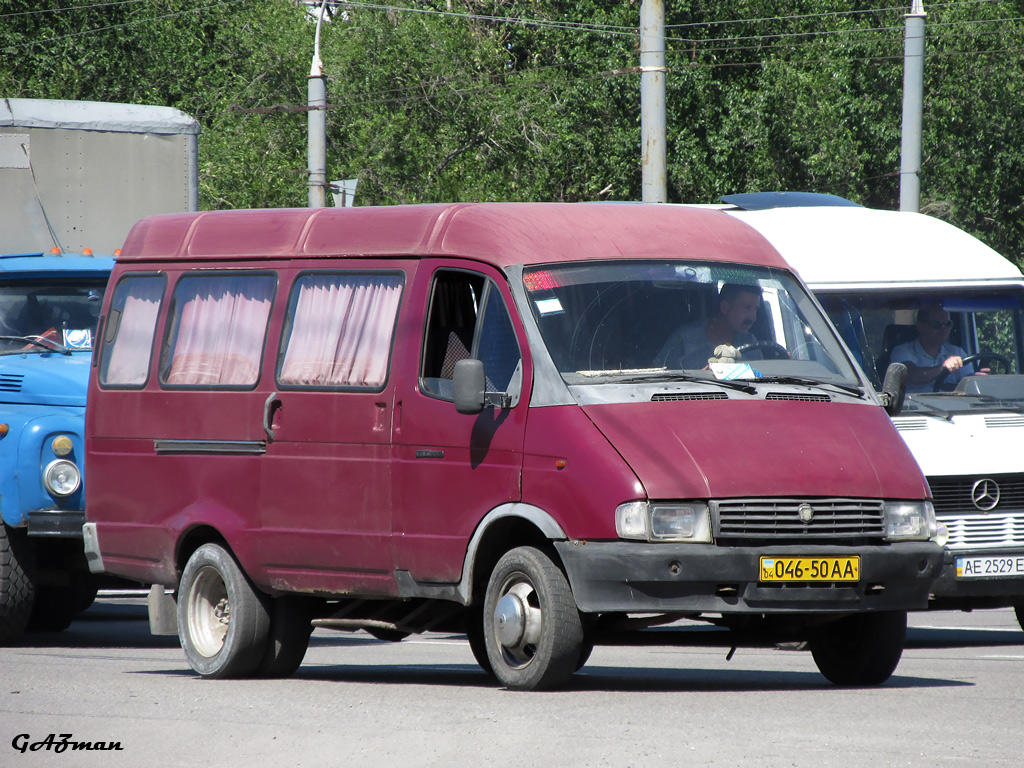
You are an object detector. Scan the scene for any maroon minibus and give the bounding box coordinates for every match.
[84,203,942,690]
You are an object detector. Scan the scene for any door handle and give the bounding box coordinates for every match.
[263,392,279,443]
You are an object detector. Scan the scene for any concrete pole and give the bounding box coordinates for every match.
[640,0,667,203]
[308,0,328,208]
[899,0,926,213]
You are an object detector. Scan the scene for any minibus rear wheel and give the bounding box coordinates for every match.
[177,543,270,678]
[482,546,584,691]
[808,610,906,686]
[256,596,316,678]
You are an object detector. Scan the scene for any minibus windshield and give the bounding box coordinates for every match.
[522,261,860,387]
[817,287,1024,409]
[0,278,107,355]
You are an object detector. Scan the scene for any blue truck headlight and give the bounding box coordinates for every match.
[43,459,81,497]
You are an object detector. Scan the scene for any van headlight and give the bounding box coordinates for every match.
[43,459,81,497]
[615,502,712,543]
[883,500,937,541]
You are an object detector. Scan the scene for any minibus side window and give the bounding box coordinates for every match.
[160,273,276,389]
[277,272,403,389]
[475,284,522,394]
[420,270,521,401]
[98,274,166,388]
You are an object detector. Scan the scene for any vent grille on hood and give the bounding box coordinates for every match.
[651,392,728,402]
[764,392,831,402]
[0,374,24,392]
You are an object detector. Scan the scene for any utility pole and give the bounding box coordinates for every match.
[640,0,667,203]
[308,0,329,208]
[899,0,926,212]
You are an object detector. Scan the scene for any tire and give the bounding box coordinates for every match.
[575,638,594,672]
[27,585,79,632]
[465,606,495,678]
[177,543,270,679]
[1015,603,1024,632]
[482,546,583,691]
[809,611,907,686]
[256,596,315,678]
[0,524,35,645]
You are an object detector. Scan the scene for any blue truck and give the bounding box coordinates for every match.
[0,98,198,641]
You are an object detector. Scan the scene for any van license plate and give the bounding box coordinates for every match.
[956,556,1024,578]
[759,556,860,583]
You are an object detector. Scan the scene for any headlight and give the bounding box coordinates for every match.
[615,501,712,543]
[43,459,81,497]
[883,500,937,541]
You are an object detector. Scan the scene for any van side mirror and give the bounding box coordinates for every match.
[880,362,907,417]
[453,359,486,414]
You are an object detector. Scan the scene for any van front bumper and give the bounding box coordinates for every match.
[554,540,943,614]
[928,548,1024,607]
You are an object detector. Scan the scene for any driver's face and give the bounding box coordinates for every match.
[722,292,760,336]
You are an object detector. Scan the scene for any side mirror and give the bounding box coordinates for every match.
[453,358,485,415]
[880,362,907,417]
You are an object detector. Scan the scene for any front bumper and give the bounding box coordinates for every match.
[928,548,1024,607]
[554,540,943,614]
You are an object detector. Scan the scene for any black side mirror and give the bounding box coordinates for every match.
[453,358,485,415]
[880,362,907,417]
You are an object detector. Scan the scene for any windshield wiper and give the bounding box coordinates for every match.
[755,375,867,400]
[609,371,758,395]
[901,394,954,421]
[0,335,72,356]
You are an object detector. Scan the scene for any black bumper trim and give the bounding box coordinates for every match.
[27,509,86,538]
[554,540,943,614]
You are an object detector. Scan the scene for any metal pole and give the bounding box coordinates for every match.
[899,0,926,213]
[640,0,667,203]
[308,0,328,208]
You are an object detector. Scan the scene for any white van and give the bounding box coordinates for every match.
[722,193,1024,629]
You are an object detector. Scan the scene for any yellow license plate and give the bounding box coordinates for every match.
[759,556,860,583]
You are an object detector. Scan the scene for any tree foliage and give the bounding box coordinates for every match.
[1,0,1021,261]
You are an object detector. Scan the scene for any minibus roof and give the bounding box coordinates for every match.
[723,205,1023,290]
[117,203,788,270]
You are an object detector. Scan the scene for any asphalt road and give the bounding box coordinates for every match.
[2,593,1022,768]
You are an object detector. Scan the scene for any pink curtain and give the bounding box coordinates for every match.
[101,278,164,386]
[279,274,402,387]
[165,275,274,386]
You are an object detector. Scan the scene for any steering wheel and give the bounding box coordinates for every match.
[737,340,790,360]
[933,352,1012,391]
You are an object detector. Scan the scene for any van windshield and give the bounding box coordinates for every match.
[522,261,860,386]
[817,287,1024,411]
[0,278,107,355]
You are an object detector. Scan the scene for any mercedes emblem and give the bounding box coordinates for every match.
[970,478,1000,512]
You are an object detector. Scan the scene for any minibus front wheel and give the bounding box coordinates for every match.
[808,610,907,686]
[482,546,584,691]
[177,543,271,678]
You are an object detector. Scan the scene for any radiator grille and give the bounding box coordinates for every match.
[713,498,885,543]
[930,474,1024,550]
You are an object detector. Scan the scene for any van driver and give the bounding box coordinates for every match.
[655,283,762,369]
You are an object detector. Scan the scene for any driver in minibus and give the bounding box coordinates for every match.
[655,282,763,369]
